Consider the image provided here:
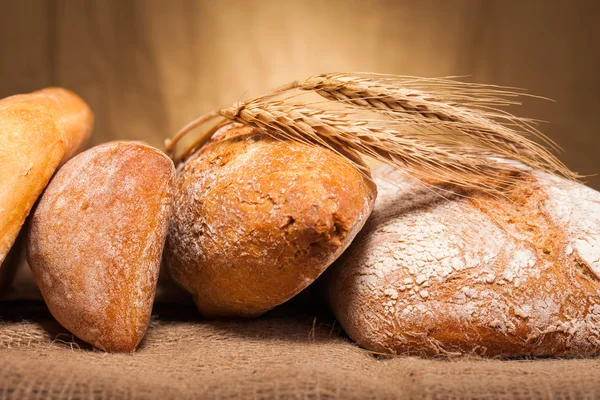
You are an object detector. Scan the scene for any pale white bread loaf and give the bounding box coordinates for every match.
[323,168,600,357]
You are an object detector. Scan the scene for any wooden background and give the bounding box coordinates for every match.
[1,0,599,188]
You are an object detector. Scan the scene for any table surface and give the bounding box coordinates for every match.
[1,300,599,399]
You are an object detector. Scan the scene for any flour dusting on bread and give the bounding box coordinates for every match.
[28,141,174,352]
[324,169,600,357]
[166,124,377,318]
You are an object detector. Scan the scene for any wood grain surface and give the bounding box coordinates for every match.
[1,0,598,188]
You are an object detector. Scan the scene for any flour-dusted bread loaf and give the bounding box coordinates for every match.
[28,141,175,352]
[0,88,93,265]
[323,169,600,357]
[165,124,377,318]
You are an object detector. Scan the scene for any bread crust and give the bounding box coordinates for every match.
[165,124,377,318]
[0,88,94,264]
[27,141,175,352]
[324,169,600,357]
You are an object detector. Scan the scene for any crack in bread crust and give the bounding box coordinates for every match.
[166,125,377,318]
[323,170,600,357]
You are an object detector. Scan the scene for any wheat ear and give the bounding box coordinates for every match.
[299,73,571,176]
[165,72,577,193]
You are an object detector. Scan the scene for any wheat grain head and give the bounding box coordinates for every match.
[166,72,578,194]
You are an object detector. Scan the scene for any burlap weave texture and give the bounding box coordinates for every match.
[0,302,600,399]
[1,302,599,399]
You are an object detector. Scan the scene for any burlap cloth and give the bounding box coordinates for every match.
[1,300,599,399]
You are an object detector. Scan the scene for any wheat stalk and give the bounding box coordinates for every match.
[165,72,578,194]
[299,74,568,173]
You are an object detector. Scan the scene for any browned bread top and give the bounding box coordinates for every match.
[323,169,600,357]
[28,141,174,352]
[166,124,377,318]
[0,88,93,264]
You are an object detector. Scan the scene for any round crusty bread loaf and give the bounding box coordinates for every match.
[28,141,175,352]
[323,168,600,357]
[165,124,377,318]
[0,88,93,265]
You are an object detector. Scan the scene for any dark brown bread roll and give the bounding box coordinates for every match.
[28,141,175,352]
[323,168,600,357]
[165,124,377,318]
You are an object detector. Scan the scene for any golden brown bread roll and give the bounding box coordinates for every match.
[323,169,600,357]
[0,88,93,265]
[165,124,377,318]
[28,141,175,352]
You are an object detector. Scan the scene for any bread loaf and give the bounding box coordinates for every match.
[323,169,600,357]
[165,124,377,318]
[28,141,175,352]
[0,88,93,265]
